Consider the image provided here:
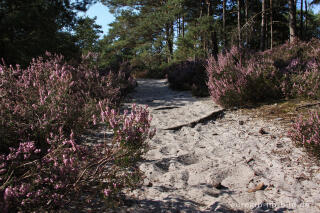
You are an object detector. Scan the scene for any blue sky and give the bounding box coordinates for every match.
[79,2,115,37]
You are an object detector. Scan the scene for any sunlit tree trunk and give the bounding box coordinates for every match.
[245,0,248,46]
[300,0,303,39]
[177,14,180,37]
[223,0,226,49]
[289,0,297,43]
[260,0,266,50]
[270,0,273,49]
[165,23,173,62]
[305,0,308,36]
[207,0,218,59]
[182,15,185,38]
[237,0,241,48]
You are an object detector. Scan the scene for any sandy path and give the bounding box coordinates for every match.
[121,79,320,213]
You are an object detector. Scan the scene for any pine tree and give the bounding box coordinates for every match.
[260,0,266,50]
[289,0,297,42]
[0,0,96,65]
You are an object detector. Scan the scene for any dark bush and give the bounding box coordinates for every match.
[167,59,209,97]
[99,61,138,96]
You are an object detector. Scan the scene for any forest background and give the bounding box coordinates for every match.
[1,0,320,71]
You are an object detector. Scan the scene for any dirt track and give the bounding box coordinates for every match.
[119,79,320,213]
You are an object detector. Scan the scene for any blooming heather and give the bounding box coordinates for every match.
[206,47,281,107]
[289,111,320,158]
[0,53,120,151]
[206,39,320,108]
[0,53,153,211]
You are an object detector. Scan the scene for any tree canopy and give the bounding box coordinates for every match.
[97,0,320,72]
[0,0,98,65]
[1,0,320,68]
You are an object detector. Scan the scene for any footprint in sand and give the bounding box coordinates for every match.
[176,154,199,166]
[159,146,170,155]
[154,158,171,172]
[221,164,255,189]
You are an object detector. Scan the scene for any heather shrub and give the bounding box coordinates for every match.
[206,47,282,107]
[206,39,320,107]
[289,111,320,159]
[265,39,320,99]
[167,59,209,97]
[0,53,120,152]
[287,58,320,98]
[105,61,138,95]
[0,104,155,211]
[99,103,155,166]
[0,53,152,211]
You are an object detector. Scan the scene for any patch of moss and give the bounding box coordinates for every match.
[239,99,320,128]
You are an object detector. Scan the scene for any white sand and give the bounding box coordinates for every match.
[121,79,320,213]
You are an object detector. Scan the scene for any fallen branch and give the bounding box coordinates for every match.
[295,102,320,111]
[153,106,180,111]
[163,109,225,131]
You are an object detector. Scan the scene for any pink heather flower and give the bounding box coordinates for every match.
[69,131,77,151]
[4,187,13,201]
[92,114,97,125]
[19,184,29,195]
[63,154,68,166]
[103,189,111,197]
[35,190,42,197]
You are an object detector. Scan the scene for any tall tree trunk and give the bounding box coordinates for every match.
[194,22,197,60]
[199,0,204,52]
[289,0,297,43]
[171,21,174,49]
[237,0,241,48]
[300,0,303,39]
[270,0,273,49]
[223,0,226,49]
[182,15,185,38]
[207,0,218,59]
[305,0,308,36]
[177,14,180,37]
[205,0,211,54]
[245,0,248,46]
[200,0,204,18]
[164,3,173,63]
[212,31,218,60]
[260,0,266,51]
[266,4,269,49]
[206,0,211,16]
[165,24,173,62]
